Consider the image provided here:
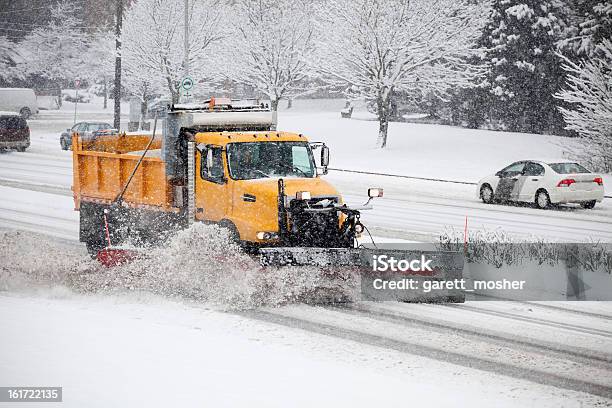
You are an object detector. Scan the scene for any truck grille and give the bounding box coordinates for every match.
[287,196,341,247]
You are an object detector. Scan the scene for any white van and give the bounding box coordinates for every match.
[0,88,39,119]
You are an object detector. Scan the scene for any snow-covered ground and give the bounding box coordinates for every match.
[1,98,612,407]
[2,289,611,408]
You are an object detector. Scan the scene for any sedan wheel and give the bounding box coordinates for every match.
[480,185,494,204]
[535,190,550,209]
[19,107,31,119]
[580,200,596,209]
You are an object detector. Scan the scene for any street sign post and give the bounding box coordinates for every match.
[181,76,194,100]
[181,76,194,90]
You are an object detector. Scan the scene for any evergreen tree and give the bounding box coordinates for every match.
[480,0,570,133]
[561,1,612,58]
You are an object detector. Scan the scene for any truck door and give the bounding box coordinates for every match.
[195,145,228,222]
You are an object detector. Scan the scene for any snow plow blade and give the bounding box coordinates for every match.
[259,246,465,303]
[96,247,140,268]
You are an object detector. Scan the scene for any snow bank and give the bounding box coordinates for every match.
[0,226,358,310]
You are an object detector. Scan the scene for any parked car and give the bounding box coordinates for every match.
[478,160,605,209]
[0,112,30,152]
[60,122,113,150]
[0,88,39,119]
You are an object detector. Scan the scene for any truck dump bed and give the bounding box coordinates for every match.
[72,133,174,210]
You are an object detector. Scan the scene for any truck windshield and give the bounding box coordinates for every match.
[227,142,316,180]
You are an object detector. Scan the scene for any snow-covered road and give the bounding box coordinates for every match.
[1,102,612,406]
[1,290,611,407]
[1,105,611,243]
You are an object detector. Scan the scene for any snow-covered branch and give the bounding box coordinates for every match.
[314,0,491,148]
[122,0,228,104]
[218,0,318,110]
[556,39,612,172]
[18,0,87,82]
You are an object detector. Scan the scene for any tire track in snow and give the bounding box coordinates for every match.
[446,303,612,338]
[341,303,612,364]
[241,308,612,399]
[0,216,76,241]
[466,293,612,321]
[0,178,71,196]
[0,162,71,177]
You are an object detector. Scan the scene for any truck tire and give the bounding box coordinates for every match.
[79,202,107,257]
[85,240,105,258]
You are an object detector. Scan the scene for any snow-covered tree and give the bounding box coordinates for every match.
[556,39,612,172]
[122,0,228,104]
[19,0,87,82]
[561,1,612,58]
[83,31,116,109]
[481,0,570,133]
[123,60,164,129]
[0,36,20,82]
[314,0,491,148]
[220,0,317,111]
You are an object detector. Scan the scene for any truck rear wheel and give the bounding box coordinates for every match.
[85,241,105,258]
[79,202,108,258]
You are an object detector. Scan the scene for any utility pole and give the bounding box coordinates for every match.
[113,0,123,130]
[183,0,190,102]
[184,0,189,75]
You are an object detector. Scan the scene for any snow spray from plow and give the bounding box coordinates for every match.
[0,226,359,309]
[0,226,467,307]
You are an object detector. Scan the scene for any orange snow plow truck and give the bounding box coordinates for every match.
[71,99,463,301]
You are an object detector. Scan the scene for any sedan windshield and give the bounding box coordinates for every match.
[227,142,315,180]
[548,162,590,174]
[89,123,112,131]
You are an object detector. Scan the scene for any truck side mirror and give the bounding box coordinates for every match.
[321,145,330,167]
[368,188,384,198]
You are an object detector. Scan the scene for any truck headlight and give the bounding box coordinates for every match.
[256,231,279,240]
[296,191,311,200]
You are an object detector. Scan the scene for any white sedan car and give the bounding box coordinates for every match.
[477,160,605,209]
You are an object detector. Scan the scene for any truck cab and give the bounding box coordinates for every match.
[194,130,346,247]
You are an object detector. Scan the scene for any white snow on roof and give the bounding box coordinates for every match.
[530,158,577,164]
